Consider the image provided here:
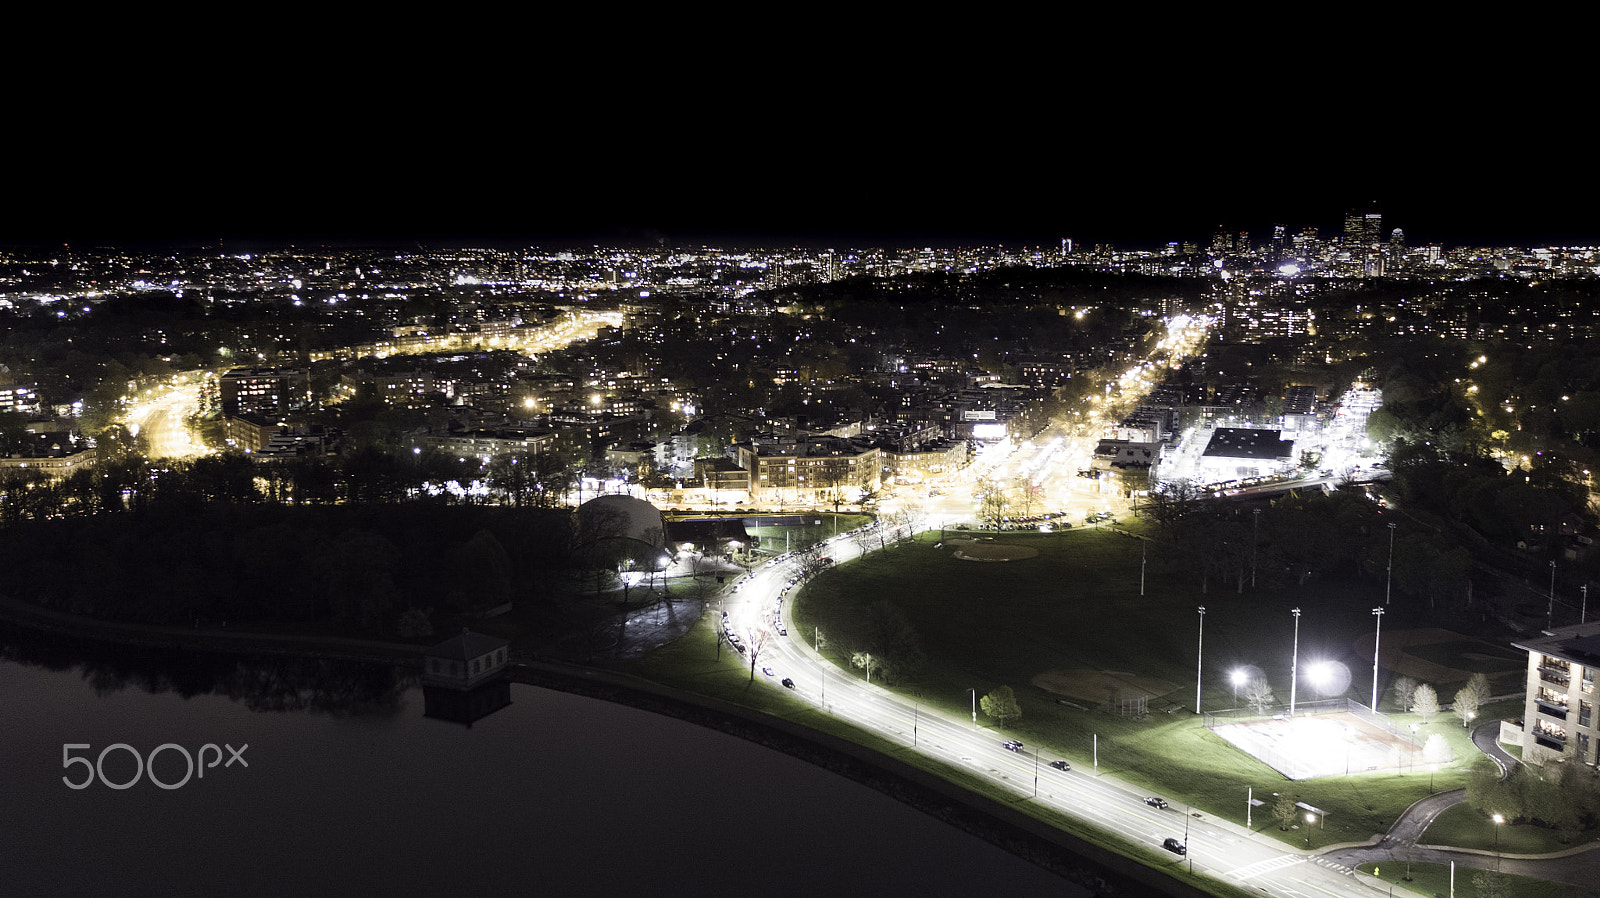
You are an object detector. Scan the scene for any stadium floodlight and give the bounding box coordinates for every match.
[1308,661,1336,692]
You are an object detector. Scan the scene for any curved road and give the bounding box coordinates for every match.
[724,526,1600,896]
[727,523,1373,898]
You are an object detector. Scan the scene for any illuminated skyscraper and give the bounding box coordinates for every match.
[1344,207,1383,275]
[1211,227,1231,254]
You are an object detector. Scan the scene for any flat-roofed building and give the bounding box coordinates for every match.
[0,384,42,415]
[1512,621,1600,767]
[220,367,309,418]
[1199,427,1295,480]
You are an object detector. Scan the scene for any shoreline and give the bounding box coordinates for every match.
[0,592,1207,897]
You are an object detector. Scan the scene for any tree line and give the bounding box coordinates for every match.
[0,501,578,635]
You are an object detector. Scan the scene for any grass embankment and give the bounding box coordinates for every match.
[1423,803,1577,855]
[781,525,1526,850]
[1355,861,1591,898]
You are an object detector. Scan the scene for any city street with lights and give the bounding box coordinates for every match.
[124,382,206,460]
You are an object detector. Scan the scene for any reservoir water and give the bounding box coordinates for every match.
[0,631,1081,897]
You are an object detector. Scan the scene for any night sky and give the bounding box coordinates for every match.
[9,35,1588,252]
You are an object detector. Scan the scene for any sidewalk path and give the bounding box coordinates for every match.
[1318,720,1599,887]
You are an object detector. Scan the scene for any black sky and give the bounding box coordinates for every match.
[8,29,1590,252]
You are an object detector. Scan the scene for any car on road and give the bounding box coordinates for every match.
[780,678,795,689]
[1049,760,1069,771]
[1145,797,1169,809]
[761,666,774,677]
[1161,837,1187,855]
[1002,740,1024,752]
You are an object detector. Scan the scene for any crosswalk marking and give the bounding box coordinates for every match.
[1226,854,1306,880]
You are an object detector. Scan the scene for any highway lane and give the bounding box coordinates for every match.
[723,524,1383,898]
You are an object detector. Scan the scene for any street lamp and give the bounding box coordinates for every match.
[1492,813,1504,870]
[1371,607,1385,711]
[1196,606,1206,714]
[1385,522,1397,605]
[1290,607,1302,716]
[969,687,977,729]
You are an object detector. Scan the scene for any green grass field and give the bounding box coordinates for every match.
[744,514,872,556]
[1422,802,1576,855]
[785,525,1498,849]
[1354,861,1590,898]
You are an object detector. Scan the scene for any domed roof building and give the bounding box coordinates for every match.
[575,494,671,573]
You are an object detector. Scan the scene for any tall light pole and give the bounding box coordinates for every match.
[1492,813,1504,871]
[969,687,977,729]
[1385,522,1397,605]
[1196,606,1206,714]
[1251,508,1261,588]
[1548,561,1557,628]
[1140,539,1147,596]
[1371,607,1385,710]
[1289,607,1302,716]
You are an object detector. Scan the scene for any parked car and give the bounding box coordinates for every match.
[1161,837,1187,855]
[1145,797,1169,809]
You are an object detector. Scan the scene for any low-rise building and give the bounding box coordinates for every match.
[1199,427,1295,481]
[423,630,510,690]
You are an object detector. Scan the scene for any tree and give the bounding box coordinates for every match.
[973,475,1009,526]
[1413,683,1440,725]
[1464,672,1492,703]
[1453,678,1486,729]
[851,651,879,683]
[396,606,434,638]
[1391,675,1419,712]
[745,629,771,683]
[980,685,1021,726]
[1272,792,1300,830]
[1422,733,1452,766]
[1243,677,1276,715]
[858,600,926,683]
[792,550,832,583]
[1142,478,1208,536]
[1471,871,1512,898]
[1465,757,1502,812]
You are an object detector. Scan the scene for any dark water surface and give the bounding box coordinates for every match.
[0,641,1081,897]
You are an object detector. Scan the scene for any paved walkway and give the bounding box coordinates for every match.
[1318,720,1599,887]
